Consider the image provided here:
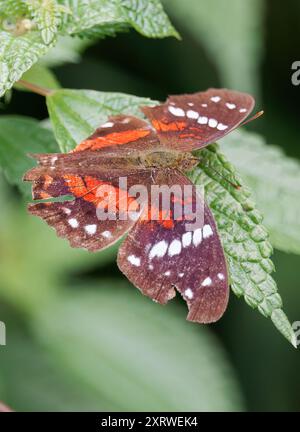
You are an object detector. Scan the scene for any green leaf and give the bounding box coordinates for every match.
[0,308,110,411]
[73,22,130,40]
[119,0,180,38]
[61,0,179,39]
[0,116,58,197]
[0,1,177,96]
[220,130,300,256]
[26,0,67,45]
[163,0,263,94]
[15,63,60,91]
[59,0,126,35]
[0,30,52,97]
[39,35,93,67]
[34,282,244,411]
[0,0,28,18]
[46,88,156,152]
[190,145,296,347]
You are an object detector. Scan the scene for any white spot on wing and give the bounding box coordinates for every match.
[187,102,194,106]
[101,121,114,128]
[201,103,208,107]
[203,224,213,239]
[186,110,199,119]
[198,116,208,125]
[168,106,185,117]
[127,254,141,266]
[121,118,131,124]
[217,123,228,131]
[202,277,212,287]
[68,218,79,228]
[211,96,221,103]
[208,118,218,128]
[182,231,192,247]
[164,270,171,276]
[179,273,184,278]
[84,224,97,235]
[184,288,194,299]
[226,103,236,110]
[168,239,182,256]
[149,264,154,270]
[193,228,202,246]
[218,273,225,280]
[101,230,112,239]
[149,240,168,259]
[51,156,58,165]
[239,108,247,113]
[62,207,71,215]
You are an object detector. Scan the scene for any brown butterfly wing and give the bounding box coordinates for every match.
[25,160,154,252]
[117,169,229,323]
[72,114,159,153]
[141,88,255,151]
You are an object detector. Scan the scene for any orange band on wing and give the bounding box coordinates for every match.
[63,174,104,203]
[73,129,151,152]
[44,174,54,188]
[63,174,141,214]
[151,120,186,132]
[140,206,175,229]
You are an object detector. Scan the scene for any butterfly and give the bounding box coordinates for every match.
[24,88,255,323]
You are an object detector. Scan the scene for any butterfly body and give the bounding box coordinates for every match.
[139,150,198,172]
[24,89,256,323]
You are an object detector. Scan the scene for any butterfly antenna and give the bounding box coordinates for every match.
[192,157,241,190]
[240,110,264,127]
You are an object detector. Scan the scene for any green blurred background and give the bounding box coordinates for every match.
[0,0,300,411]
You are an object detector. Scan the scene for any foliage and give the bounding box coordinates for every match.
[0,0,178,96]
[221,130,300,255]
[0,0,299,413]
[0,87,297,345]
[163,0,264,96]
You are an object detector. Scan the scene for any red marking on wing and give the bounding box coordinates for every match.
[43,174,54,188]
[62,174,141,214]
[39,192,52,199]
[63,174,95,199]
[140,206,175,229]
[73,129,151,152]
[179,133,199,139]
[151,119,186,132]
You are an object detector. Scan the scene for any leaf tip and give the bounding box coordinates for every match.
[172,29,182,40]
[291,332,298,349]
[271,308,298,347]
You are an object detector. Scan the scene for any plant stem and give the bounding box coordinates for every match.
[17,80,53,97]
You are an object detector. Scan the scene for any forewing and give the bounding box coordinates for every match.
[117,170,229,323]
[72,114,159,153]
[141,88,255,151]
